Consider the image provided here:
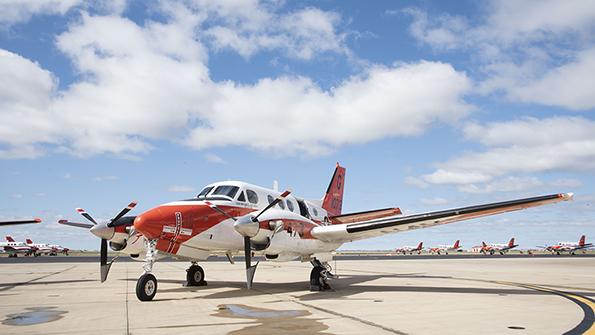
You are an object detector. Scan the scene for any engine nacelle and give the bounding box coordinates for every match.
[109,240,127,251]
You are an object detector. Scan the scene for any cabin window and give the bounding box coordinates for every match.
[237,191,246,202]
[267,194,274,204]
[297,199,310,218]
[196,186,214,199]
[287,200,295,212]
[246,189,259,204]
[212,185,239,199]
[312,207,319,217]
[278,200,286,210]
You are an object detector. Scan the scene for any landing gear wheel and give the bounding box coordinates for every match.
[186,265,207,286]
[136,273,157,301]
[490,250,495,255]
[309,266,330,291]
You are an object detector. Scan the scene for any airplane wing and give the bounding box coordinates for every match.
[330,208,402,224]
[311,193,572,243]
[58,219,94,229]
[0,218,41,226]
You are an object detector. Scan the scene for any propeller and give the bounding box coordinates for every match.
[73,202,137,282]
[204,191,291,289]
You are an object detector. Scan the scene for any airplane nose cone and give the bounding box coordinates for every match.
[90,223,115,240]
[133,210,164,240]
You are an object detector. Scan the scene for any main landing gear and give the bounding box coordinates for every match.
[185,263,207,287]
[309,259,334,291]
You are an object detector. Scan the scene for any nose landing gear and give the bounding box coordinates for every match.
[136,239,158,301]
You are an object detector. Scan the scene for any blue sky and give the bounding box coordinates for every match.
[1,0,594,250]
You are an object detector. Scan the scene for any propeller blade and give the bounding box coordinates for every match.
[58,219,94,229]
[0,218,41,226]
[205,201,237,221]
[77,208,98,225]
[108,216,136,228]
[107,201,137,227]
[253,190,291,222]
[100,239,113,282]
[244,236,258,289]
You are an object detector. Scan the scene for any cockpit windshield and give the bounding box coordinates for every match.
[196,186,214,199]
[212,185,239,199]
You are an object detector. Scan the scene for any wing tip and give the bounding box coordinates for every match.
[559,192,574,200]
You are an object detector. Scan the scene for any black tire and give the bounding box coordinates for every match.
[136,273,157,301]
[186,265,206,286]
[309,266,330,291]
[490,250,494,255]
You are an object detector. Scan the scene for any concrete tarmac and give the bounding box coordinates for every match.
[1,258,594,334]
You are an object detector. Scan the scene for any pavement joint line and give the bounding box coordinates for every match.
[125,263,130,335]
[0,265,78,292]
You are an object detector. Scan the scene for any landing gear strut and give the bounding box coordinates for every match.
[136,239,157,301]
[186,263,207,286]
[309,259,332,291]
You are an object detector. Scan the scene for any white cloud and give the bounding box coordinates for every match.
[185,61,472,155]
[167,185,195,193]
[416,116,595,192]
[204,153,226,164]
[0,49,59,159]
[0,0,81,27]
[0,8,472,159]
[404,1,595,110]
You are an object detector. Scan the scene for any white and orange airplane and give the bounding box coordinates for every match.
[539,235,593,255]
[395,242,424,255]
[428,240,462,255]
[0,236,36,257]
[25,239,69,256]
[481,238,518,255]
[59,164,572,301]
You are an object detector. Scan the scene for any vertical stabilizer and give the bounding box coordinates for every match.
[6,236,15,242]
[322,163,346,217]
[453,240,460,249]
[579,235,586,246]
[26,239,33,244]
[508,238,516,248]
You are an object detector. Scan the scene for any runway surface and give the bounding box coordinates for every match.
[1,257,594,334]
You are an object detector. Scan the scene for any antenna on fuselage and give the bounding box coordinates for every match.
[273,180,279,192]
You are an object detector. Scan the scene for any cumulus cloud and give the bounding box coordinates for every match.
[404,0,595,110]
[204,153,226,164]
[0,4,473,159]
[416,117,595,192]
[0,0,81,27]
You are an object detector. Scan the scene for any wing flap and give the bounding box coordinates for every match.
[312,193,572,243]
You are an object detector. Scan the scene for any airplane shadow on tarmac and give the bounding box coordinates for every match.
[123,273,595,302]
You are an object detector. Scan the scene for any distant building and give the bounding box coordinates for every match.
[470,245,483,253]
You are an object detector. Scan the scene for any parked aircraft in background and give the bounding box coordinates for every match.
[0,236,35,257]
[59,163,572,301]
[539,235,593,255]
[0,218,41,226]
[395,242,424,255]
[481,238,518,255]
[25,239,70,256]
[428,240,462,255]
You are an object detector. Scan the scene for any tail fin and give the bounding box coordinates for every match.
[322,163,346,217]
[416,242,423,250]
[453,240,460,249]
[508,237,515,248]
[6,236,15,242]
[482,241,487,247]
[26,239,33,244]
[579,235,586,246]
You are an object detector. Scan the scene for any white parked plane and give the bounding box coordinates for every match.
[428,240,462,255]
[395,242,424,255]
[0,236,35,257]
[539,235,593,255]
[481,238,518,255]
[60,164,572,301]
